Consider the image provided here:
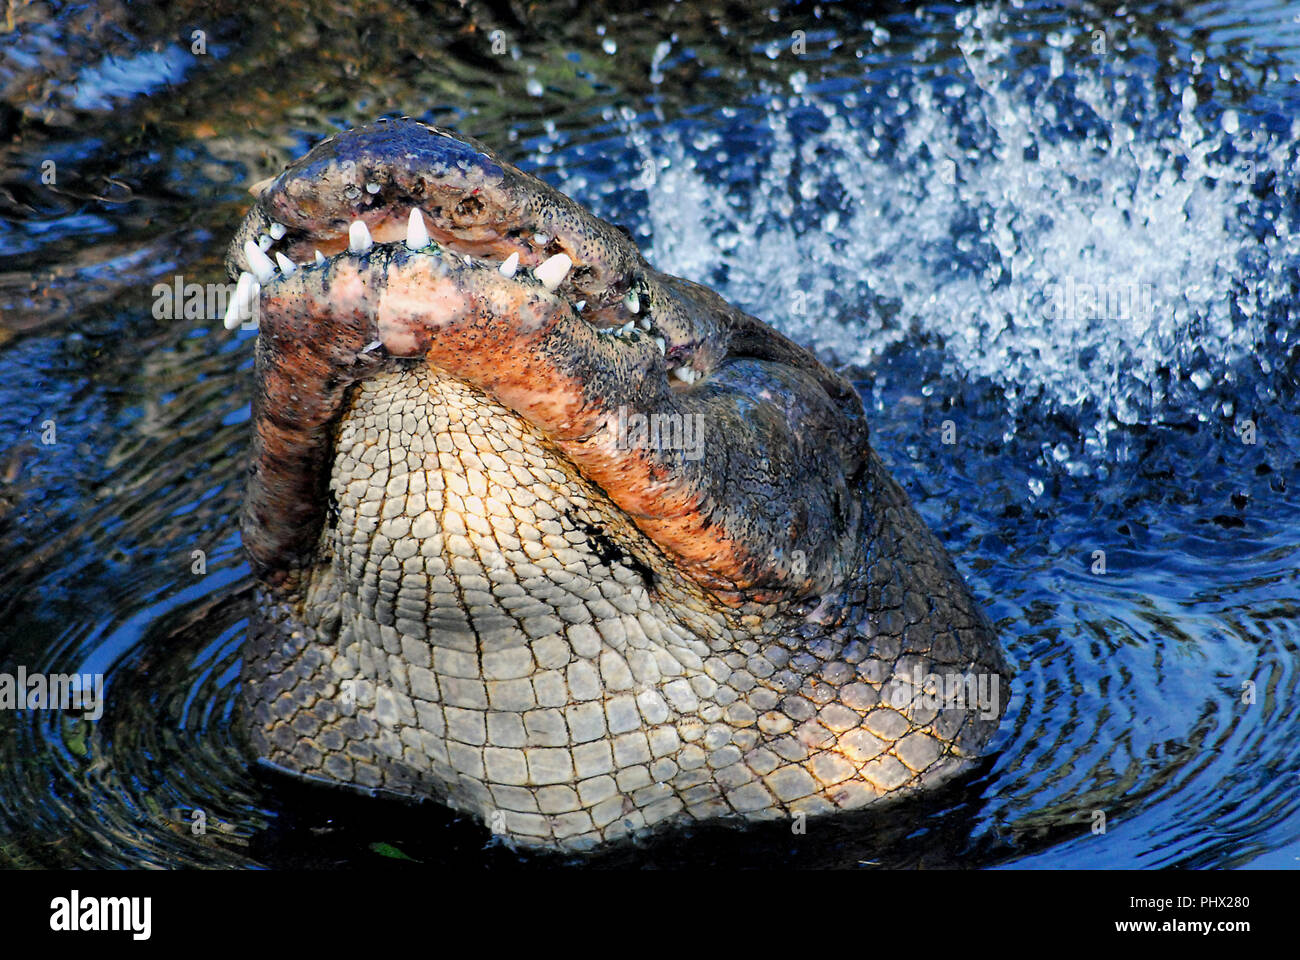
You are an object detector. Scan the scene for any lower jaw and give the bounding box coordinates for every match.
[239,369,1001,849]
[325,364,692,652]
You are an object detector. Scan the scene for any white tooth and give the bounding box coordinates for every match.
[244,240,277,283]
[223,272,254,330]
[257,234,273,251]
[499,252,520,278]
[625,291,640,314]
[638,317,651,331]
[365,182,381,194]
[535,253,572,292]
[654,336,666,355]
[362,340,383,353]
[620,321,634,335]
[405,208,430,250]
[673,365,695,383]
[534,233,550,245]
[268,222,287,240]
[315,249,326,266]
[274,252,296,276]
[222,298,241,330]
[349,220,373,253]
[226,275,260,331]
[575,300,586,312]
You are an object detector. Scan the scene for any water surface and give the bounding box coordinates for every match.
[0,0,1297,868]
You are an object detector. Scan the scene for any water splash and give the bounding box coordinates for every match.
[551,4,1300,448]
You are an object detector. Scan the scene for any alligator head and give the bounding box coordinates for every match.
[226,119,1009,850]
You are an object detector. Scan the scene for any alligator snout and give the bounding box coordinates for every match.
[229,119,643,326]
[229,118,1009,851]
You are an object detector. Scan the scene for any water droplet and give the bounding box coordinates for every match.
[532,11,1296,446]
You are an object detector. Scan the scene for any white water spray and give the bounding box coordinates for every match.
[548,5,1299,447]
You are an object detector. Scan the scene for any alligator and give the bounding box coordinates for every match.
[224,118,1010,851]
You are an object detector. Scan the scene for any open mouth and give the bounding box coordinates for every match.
[222,116,719,396]
[225,119,870,608]
[226,208,703,390]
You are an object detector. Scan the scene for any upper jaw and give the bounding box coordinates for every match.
[225,117,721,387]
[227,119,642,326]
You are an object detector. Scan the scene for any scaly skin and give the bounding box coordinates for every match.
[226,119,1010,850]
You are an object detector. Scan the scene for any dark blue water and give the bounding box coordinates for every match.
[0,0,1297,868]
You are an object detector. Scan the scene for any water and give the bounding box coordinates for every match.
[0,0,1297,869]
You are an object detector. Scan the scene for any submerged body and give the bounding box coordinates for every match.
[227,119,1009,850]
